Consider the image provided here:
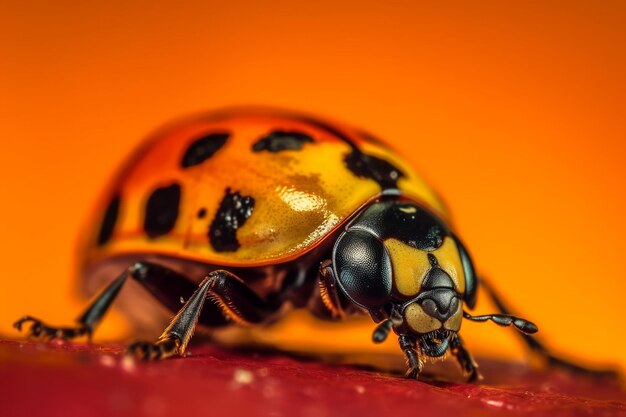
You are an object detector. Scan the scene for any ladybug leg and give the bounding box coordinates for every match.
[372,319,393,343]
[127,269,277,360]
[14,268,129,342]
[309,260,347,320]
[372,308,404,343]
[449,334,481,382]
[129,262,229,327]
[399,334,423,379]
[203,269,278,325]
[13,316,92,341]
[13,262,230,343]
[479,277,618,378]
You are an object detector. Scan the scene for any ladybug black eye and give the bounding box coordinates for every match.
[332,229,392,310]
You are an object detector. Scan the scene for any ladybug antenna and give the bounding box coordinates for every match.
[463,311,538,335]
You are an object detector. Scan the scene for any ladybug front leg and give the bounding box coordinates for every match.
[127,269,278,360]
[399,334,423,379]
[312,259,347,320]
[449,334,481,382]
[308,259,363,320]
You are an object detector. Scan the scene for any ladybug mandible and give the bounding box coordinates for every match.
[16,108,577,381]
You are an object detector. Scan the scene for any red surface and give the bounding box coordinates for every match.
[0,340,624,417]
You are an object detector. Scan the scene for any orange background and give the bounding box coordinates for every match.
[1,1,625,371]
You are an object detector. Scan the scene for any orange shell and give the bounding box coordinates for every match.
[81,109,447,270]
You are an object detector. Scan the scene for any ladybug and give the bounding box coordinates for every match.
[14,108,594,381]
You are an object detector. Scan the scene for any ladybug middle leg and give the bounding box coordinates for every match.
[127,269,278,360]
[13,262,232,343]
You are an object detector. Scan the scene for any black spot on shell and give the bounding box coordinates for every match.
[197,207,207,219]
[181,132,229,168]
[252,130,314,153]
[97,195,120,245]
[144,183,181,238]
[288,115,403,189]
[209,188,254,252]
[344,150,405,189]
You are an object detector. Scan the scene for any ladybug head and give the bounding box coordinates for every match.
[331,200,477,357]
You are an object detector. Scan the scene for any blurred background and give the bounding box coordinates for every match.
[0,1,624,371]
